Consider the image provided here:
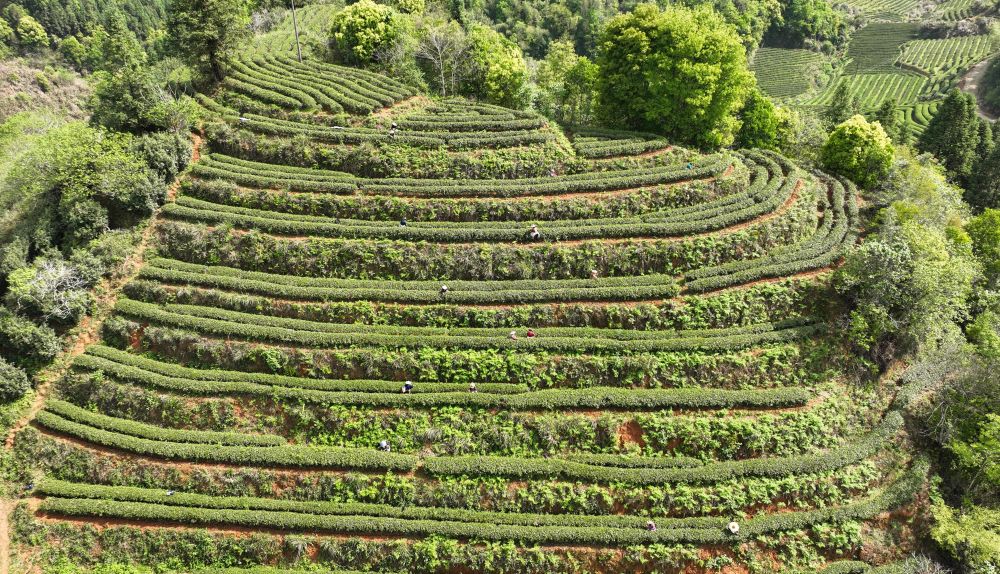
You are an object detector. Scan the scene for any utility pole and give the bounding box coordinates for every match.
[291,0,303,63]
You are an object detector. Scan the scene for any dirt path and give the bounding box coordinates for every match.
[4,132,203,451]
[960,59,998,121]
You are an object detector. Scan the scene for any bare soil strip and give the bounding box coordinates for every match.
[960,59,998,121]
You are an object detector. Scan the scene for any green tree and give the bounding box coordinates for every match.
[969,144,1000,210]
[415,14,467,96]
[821,115,894,188]
[167,0,250,81]
[58,35,85,69]
[8,123,163,249]
[391,0,424,14]
[824,81,860,126]
[15,14,47,51]
[88,14,171,133]
[836,154,977,363]
[0,356,29,402]
[535,39,598,124]
[735,87,781,149]
[330,0,404,65]
[981,54,1000,115]
[463,23,530,109]
[966,209,1000,285]
[918,89,984,183]
[0,18,13,54]
[766,0,846,51]
[872,98,901,143]
[678,0,782,54]
[595,3,754,149]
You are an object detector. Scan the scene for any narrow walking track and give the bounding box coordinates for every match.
[960,59,998,121]
[0,134,203,573]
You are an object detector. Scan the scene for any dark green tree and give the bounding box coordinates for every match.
[917,89,984,183]
[981,55,1000,116]
[824,81,860,126]
[968,144,1000,211]
[872,98,901,143]
[167,0,250,81]
[765,0,847,50]
[88,13,168,133]
[595,3,754,149]
[735,87,781,150]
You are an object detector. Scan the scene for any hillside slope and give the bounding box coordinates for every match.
[3,28,930,574]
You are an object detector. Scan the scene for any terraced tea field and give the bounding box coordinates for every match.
[6,25,927,574]
[750,48,830,98]
[755,12,997,138]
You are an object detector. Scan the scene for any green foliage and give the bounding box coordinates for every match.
[113,297,817,353]
[930,501,1000,573]
[966,209,1000,285]
[45,400,287,446]
[36,464,922,544]
[735,88,781,150]
[918,89,988,183]
[10,123,163,249]
[5,257,90,324]
[463,24,529,109]
[948,413,1000,489]
[684,0,784,53]
[330,0,403,66]
[167,0,251,81]
[595,3,754,149]
[824,83,860,127]
[10,0,165,40]
[0,306,61,372]
[34,408,419,470]
[836,153,977,361]
[88,14,178,134]
[0,356,30,402]
[57,36,85,70]
[534,40,598,125]
[821,116,894,189]
[765,0,847,51]
[980,54,1000,116]
[14,14,46,50]
[390,0,424,14]
[189,152,728,199]
[872,98,903,143]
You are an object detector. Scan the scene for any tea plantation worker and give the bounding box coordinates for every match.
[402,380,414,394]
[509,330,518,340]
[526,328,536,338]
[590,269,599,279]
[646,520,657,531]
[389,122,398,137]
[400,217,407,226]
[686,162,693,169]
[440,284,449,295]
[528,224,541,241]
[469,382,478,393]
[166,490,175,496]
[727,520,740,534]
[379,440,391,452]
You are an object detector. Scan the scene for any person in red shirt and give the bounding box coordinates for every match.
[526,328,536,338]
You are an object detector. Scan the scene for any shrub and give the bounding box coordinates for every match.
[821,115,893,188]
[0,357,30,402]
